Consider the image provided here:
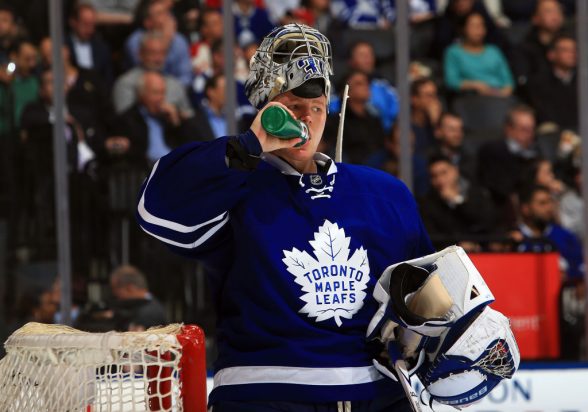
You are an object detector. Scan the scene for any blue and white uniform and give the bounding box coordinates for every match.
[137,130,434,405]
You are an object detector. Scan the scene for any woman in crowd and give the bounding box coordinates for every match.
[443,11,514,96]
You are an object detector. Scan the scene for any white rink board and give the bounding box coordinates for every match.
[206,367,588,412]
[413,368,588,412]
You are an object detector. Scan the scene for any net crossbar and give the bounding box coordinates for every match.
[0,322,206,412]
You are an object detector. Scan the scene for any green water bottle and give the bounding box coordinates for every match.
[261,106,309,147]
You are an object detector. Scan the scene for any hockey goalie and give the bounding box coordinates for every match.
[367,246,520,409]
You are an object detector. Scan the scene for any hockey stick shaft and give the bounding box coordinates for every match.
[335,84,349,163]
[394,359,423,412]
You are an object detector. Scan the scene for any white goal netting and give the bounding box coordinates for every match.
[0,322,206,412]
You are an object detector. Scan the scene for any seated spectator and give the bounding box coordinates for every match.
[366,123,430,197]
[523,157,566,198]
[525,34,577,132]
[391,0,437,23]
[172,0,201,43]
[323,70,385,164]
[40,37,113,146]
[431,111,477,181]
[500,0,536,23]
[190,39,255,125]
[443,12,514,97]
[233,0,274,47]
[19,69,102,262]
[125,0,192,86]
[13,284,58,326]
[419,154,497,252]
[514,184,583,280]
[512,0,566,84]
[433,0,506,59]
[195,73,226,140]
[330,0,394,28]
[114,71,199,167]
[264,0,302,24]
[559,166,583,241]
[0,40,39,135]
[113,31,193,116]
[190,7,223,79]
[0,3,27,66]
[285,0,334,34]
[110,264,167,331]
[66,3,113,85]
[87,0,140,25]
[410,77,442,157]
[332,41,398,133]
[331,0,435,28]
[477,104,541,227]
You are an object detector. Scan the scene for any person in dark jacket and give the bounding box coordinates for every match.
[477,104,541,228]
[420,154,497,251]
[66,3,113,85]
[109,264,167,331]
[525,34,577,131]
[511,0,567,84]
[113,70,201,168]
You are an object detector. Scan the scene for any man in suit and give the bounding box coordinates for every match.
[112,31,193,116]
[125,0,192,86]
[66,3,113,85]
[114,71,199,167]
[477,104,541,227]
[109,264,167,331]
[525,34,578,131]
[420,154,497,252]
[430,112,477,182]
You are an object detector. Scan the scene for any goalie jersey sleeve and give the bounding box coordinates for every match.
[137,131,261,257]
[137,130,434,405]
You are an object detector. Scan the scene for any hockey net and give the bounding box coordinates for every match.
[0,322,207,412]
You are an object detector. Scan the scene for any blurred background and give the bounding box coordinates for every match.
[0,0,587,409]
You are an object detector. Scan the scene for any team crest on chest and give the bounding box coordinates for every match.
[282,220,370,327]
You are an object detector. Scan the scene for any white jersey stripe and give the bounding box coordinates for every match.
[213,365,384,387]
[139,213,230,249]
[139,160,228,233]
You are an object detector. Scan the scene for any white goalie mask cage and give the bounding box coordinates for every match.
[244,23,333,110]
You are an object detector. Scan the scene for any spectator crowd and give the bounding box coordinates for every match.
[0,0,584,359]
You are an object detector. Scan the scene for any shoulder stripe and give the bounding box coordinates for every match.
[138,160,228,233]
[139,213,230,249]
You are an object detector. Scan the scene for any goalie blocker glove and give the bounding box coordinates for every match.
[366,246,520,408]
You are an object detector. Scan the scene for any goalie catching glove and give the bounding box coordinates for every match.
[366,246,520,408]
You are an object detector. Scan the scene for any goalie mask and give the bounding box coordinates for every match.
[367,246,520,408]
[244,23,333,110]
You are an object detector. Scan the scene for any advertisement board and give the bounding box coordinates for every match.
[471,252,561,359]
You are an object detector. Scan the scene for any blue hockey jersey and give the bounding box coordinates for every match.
[137,130,434,404]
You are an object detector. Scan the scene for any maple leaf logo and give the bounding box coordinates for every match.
[282,220,370,327]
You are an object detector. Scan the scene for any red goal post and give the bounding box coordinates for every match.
[0,322,207,412]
